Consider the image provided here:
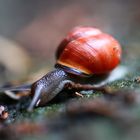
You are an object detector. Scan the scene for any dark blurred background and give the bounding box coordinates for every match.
[0,0,140,82]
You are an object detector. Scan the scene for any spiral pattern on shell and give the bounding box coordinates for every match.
[56,26,122,76]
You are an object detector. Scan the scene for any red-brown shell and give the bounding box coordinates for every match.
[56,26,122,75]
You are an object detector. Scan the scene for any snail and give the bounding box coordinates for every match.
[0,26,122,111]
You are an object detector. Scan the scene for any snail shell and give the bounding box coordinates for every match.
[56,26,122,76]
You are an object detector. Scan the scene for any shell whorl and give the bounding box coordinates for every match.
[56,26,121,76]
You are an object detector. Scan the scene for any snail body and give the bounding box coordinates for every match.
[28,26,122,110]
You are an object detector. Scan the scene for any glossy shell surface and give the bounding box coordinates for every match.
[56,26,122,75]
